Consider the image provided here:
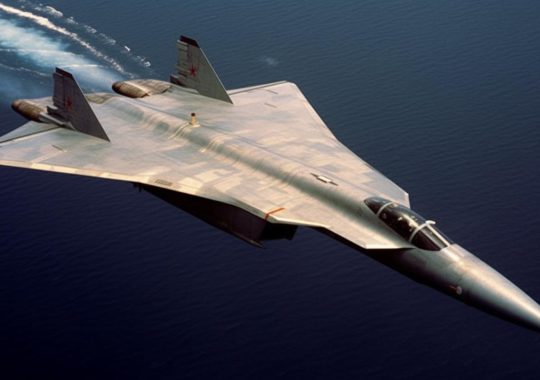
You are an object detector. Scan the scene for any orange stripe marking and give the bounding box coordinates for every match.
[264,207,285,221]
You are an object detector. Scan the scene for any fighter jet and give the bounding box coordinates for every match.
[2,35,540,333]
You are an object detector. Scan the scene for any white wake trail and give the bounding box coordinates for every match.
[37,5,63,18]
[22,0,153,70]
[0,3,131,76]
[0,17,123,92]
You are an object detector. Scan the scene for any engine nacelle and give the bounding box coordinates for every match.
[112,80,170,99]
[11,100,46,122]
[112,81,149,98]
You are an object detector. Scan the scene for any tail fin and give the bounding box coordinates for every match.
[47,68,110,141]
[170,35,233,104]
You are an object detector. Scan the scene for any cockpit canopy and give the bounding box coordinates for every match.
[364,197,453,251]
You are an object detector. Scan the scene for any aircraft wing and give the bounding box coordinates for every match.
[1,39,410,250]
[1,80,408,250]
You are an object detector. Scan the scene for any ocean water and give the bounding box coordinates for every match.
[1,1,540,379]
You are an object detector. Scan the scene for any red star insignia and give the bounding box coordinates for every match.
[189,65,197,77]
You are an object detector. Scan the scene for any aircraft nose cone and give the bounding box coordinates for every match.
[461,259,540,332]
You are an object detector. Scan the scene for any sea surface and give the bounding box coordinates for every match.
[1,1,540,379]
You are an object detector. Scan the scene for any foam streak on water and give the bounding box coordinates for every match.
[0,1,157,99]
[20,0,152,68]
[0,18,119,95]
[0,3,128,75]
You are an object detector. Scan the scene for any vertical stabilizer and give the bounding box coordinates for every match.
[170,35,233,104]
[47,68,110,141]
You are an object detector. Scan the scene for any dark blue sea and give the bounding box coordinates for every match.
[1,1,540,378]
